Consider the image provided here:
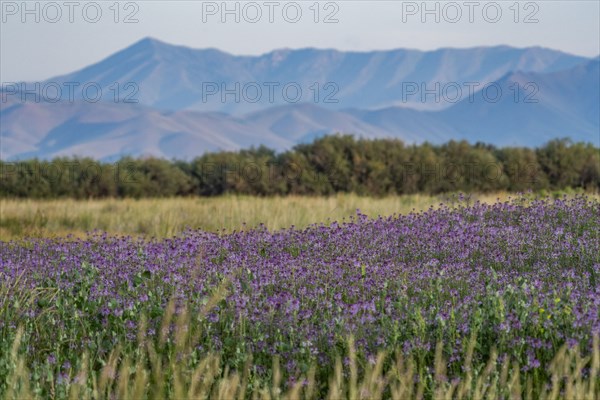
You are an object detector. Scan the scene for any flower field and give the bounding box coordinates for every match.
[1,195,599,399]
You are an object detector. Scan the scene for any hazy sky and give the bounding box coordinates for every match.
[1,1,599,81]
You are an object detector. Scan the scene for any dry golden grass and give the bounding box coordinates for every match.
[0,192,550,240]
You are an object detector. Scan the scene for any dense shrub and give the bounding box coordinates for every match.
[1,137,598,198]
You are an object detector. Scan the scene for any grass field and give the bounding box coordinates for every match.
[0,192,587,240]
[2,192,599,399]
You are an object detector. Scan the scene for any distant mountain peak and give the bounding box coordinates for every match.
[125,37,227,59]
[134,36,164,45]
[129,36,170,51]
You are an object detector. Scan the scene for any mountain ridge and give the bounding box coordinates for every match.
[36,37,593,114]
[1,39,598,160]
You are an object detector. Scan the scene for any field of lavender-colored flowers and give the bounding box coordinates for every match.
[1,195,599,398]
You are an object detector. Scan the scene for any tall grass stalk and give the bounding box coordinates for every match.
[2,299,599,400]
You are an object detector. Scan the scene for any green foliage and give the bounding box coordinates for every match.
[1,284,599,399]
[1,136,598,198]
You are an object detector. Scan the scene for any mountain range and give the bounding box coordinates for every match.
[1,37,598,160]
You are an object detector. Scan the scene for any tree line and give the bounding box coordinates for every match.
[1,136,598,198]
